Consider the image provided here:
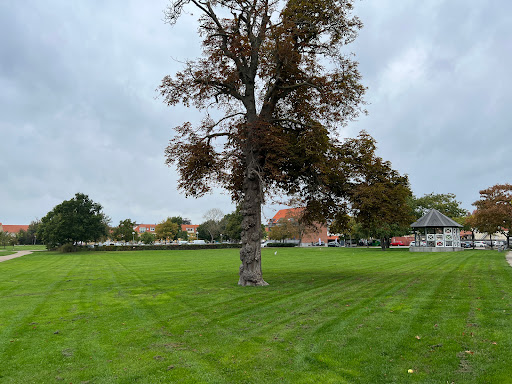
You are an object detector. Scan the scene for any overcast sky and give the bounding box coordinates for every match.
[1,0,511,226]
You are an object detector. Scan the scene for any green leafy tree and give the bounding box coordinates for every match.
[347,134,414,250]
[16,229,29,245]
[196,222,212,242]
[0,231,13,248]
[155,218,179,244]
[27,220,41,245]
[220,208,243,242]
[160,0,366,286]
[37,193,109,248]
[268,218,299,243]
[168,216,189,240]
[140,231,156,245]
[411,193,468,220]
[112,219,139,244]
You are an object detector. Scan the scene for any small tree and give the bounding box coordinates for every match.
[37,193,110,249]
[471,184,512,248]
[200,209,224,242]
[0,231,12,248]
[168,216,189,241]
[27,219,41,245]
[16,229,29,245]
[112,219,139,244]
[268,218,299,243]
[140,231,156,245]
[220,208,243,242]
[155,218,179,244]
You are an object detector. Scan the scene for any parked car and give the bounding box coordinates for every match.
[474,241,487,248]
[328,241,342,247]
[462,241,473,248]
[391,241,405,246]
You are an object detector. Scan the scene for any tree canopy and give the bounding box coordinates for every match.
[155,218,180,243]
[220,207,243,242]
[471,184,512,243]
[37,193,109,248]
[345,133,414,249]
[411,192,468,220]
[112,219,138,243]
[160,0,366,285]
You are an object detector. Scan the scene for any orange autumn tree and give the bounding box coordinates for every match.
[160,0,366,286]
[471,184,512,248]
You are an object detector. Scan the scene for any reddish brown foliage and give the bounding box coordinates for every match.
[471,184,512,235]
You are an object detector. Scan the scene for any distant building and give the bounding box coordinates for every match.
[133,223,199,241]
[134,224,156,234]
[268,208,328,246]
[0,223,29,234]
[181,224,199,240]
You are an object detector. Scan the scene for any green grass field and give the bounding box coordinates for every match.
[0,248,511,383]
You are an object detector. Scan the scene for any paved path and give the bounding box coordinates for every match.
[507,251,512,268]
[0,250,34,263]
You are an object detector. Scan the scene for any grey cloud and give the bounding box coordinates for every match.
[1,0,511,225]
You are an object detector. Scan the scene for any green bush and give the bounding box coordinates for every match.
[78,243,242,252]
[265,243,296,247]
[58,243,78,253]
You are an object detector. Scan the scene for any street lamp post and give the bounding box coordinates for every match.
[132,231,135,244]
[220,233,223,243]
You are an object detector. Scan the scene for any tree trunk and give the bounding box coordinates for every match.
[238,167,268,286]
[380,237,386,251]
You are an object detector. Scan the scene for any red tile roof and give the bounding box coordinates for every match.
[271,207,303,222]
[1,225,29,234]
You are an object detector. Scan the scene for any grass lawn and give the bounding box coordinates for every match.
[0,248,511,383]
[12,244,47,251]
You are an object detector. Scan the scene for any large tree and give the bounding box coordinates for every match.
[160,0,366,285]
[37,193,109,249]
[411,192,468,220]
[346,134,414,250]
[471,184,512,247]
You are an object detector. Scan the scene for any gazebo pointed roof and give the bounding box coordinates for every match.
[410,209,462,228]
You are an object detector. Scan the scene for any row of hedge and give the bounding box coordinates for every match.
[265,243,296,247]
[57,243,243,253]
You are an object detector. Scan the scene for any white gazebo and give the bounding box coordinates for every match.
[410,209,463,252]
